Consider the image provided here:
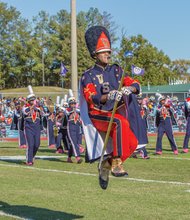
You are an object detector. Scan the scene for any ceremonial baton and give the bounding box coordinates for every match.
[98,51,133,170]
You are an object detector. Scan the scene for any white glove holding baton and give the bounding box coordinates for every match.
[121,86,135,96]
[107,86,136,102]
[107,90,123,102]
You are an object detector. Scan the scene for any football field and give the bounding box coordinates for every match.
[0,135,190,220]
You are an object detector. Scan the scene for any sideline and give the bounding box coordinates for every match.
[0,132,185,142]
[0,137,47,142]
[0,163,190,186]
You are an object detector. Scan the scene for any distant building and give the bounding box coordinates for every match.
[142,83,190,101]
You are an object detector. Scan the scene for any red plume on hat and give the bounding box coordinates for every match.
[85,26,111,59]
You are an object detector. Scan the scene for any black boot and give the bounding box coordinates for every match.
[98,159,111,190]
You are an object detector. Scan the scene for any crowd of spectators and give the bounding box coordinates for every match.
[0,95,187,138]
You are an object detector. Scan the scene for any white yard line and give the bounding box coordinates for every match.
[0,155,67,161]
[0,163,190,186]
[151,156,190,161]
[0,211,32,220]
[0,155,190,161]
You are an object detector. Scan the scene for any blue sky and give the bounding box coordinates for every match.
[1,0,190,61]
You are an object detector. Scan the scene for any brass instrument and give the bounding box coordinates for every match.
[46,100,54,114]
[44,99,57,136]
[53,125,59,137]
[48,105,55,114]
[53,114,59,137]
[10,102,15,111]
[19,99,26,108]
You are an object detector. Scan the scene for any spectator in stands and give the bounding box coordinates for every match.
[0,109,6,137]
[6,114,12,125]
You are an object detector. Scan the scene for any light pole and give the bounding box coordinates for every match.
[71,0,78,99]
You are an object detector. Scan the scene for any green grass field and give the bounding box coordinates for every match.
[0,135,190,220]
[0,86,68,102]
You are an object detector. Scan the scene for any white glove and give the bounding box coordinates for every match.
[121,86,133,96]
[107,90,122,102]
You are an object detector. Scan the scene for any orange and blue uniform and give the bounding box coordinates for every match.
[155,104,178,153]
[81,63,139,162]
[183,97,190,151]
[22,104,41,164]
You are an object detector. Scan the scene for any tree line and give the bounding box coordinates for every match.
[0,2,190,89]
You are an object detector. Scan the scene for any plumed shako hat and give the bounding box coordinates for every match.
[27,85,36,101]
[85,26,111,58]
[158,95,166,103]
[68,97,76,104]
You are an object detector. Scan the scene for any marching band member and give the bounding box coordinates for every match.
[155,95,178,155]
[11,101,27,148]
[131,94,149,159]
[22,86,41,165]
[44,97,56,148]
[54,106,70,154]
[67,97,83,163]
[80,26,140,189]
[182,93,190,153]
[47,110,56,149]
[147,96,157,132]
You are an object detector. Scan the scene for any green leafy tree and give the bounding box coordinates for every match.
[45,8,118,88]
[77,11,93,81]
[85,7,118,45]
[0,2,32,88]
[172,59,190,74]
[47,10,71,87]
[170,59,190,84]
[32,11,51,86]
[118,34,177,86]
[3,3,184,90]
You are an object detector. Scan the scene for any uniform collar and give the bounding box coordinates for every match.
[94,63,110,72]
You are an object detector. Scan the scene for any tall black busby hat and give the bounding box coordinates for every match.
[85,26,111,59]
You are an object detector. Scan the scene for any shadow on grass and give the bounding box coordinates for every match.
[37,148,56,154]
[0,158,65,165]
[0,201,83,220]
[0,159,25,165]
[0,146,17,149]
[0,153,86,165]
[146,147,179,153]
[39,158,65,163]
